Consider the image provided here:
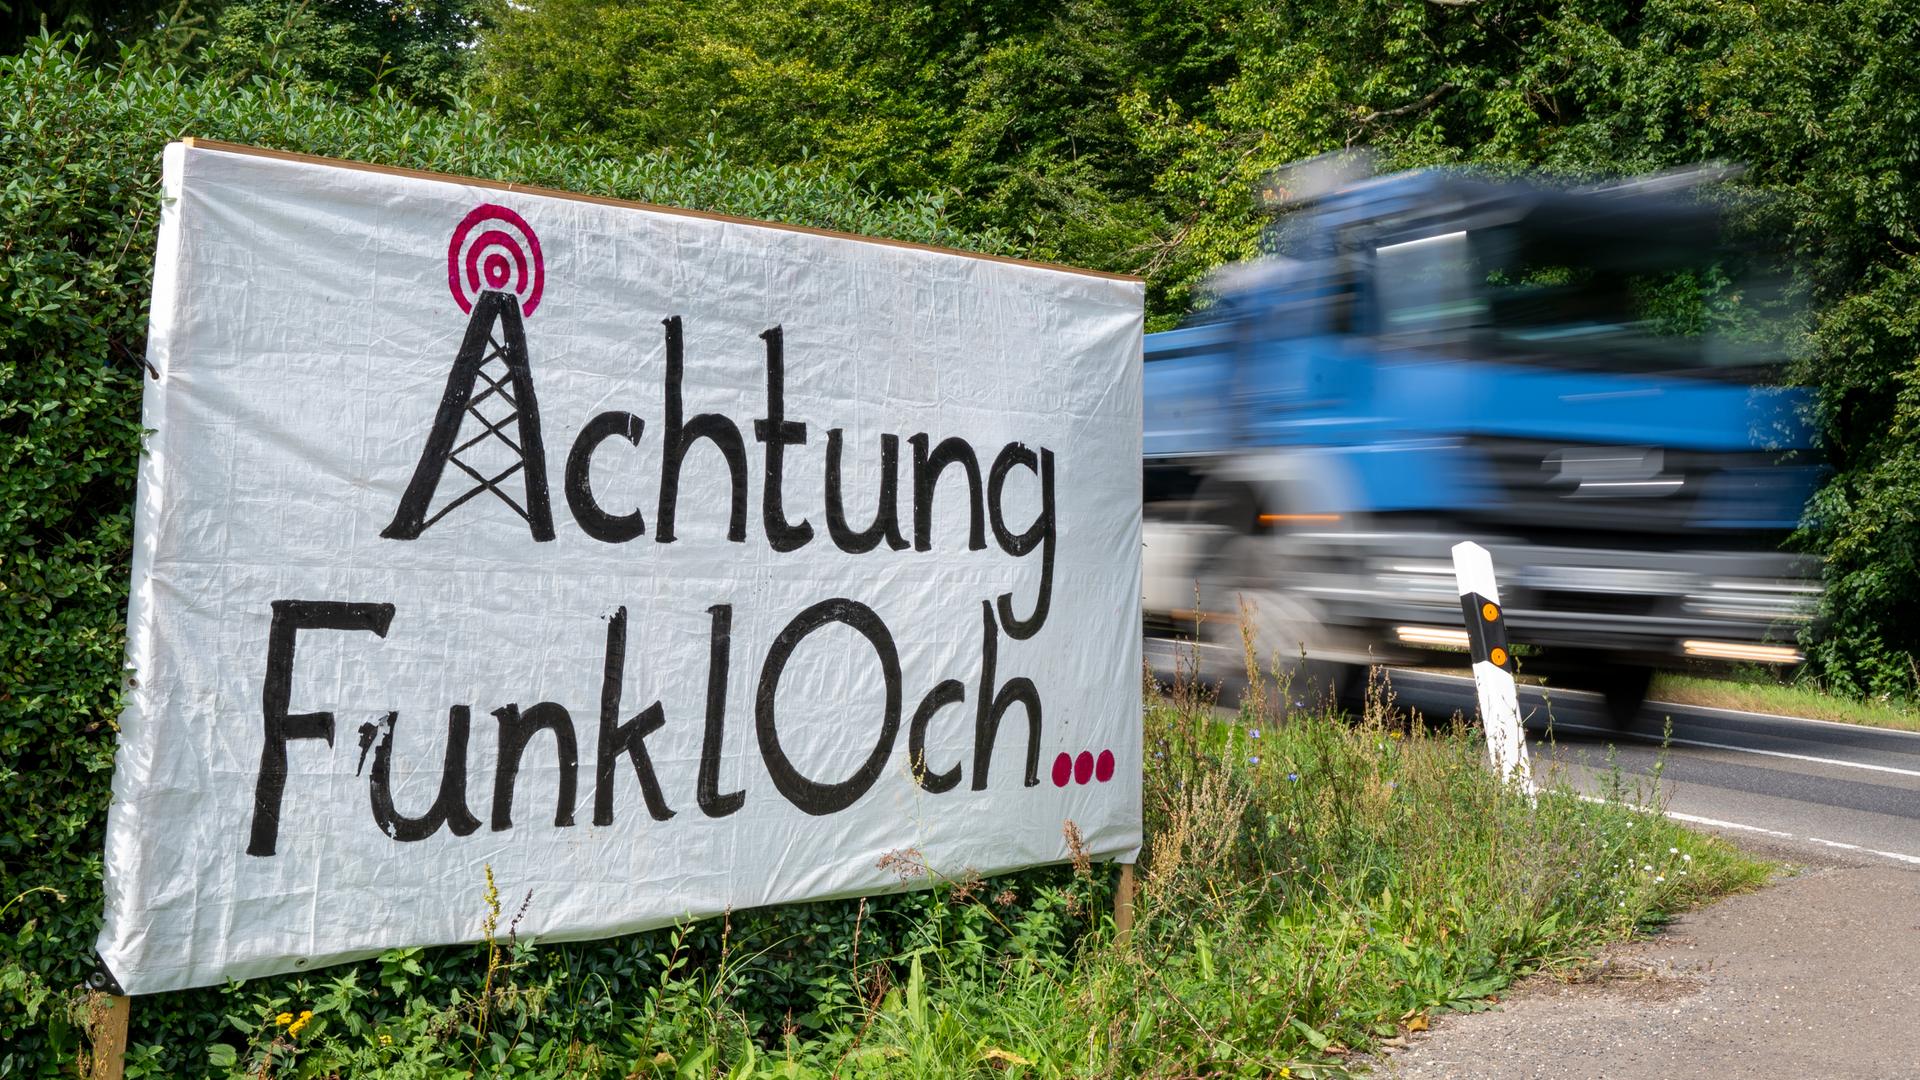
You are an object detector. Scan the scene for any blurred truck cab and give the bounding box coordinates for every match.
[1141,163,1823,721]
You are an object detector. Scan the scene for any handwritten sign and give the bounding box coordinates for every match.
[96,141,1144,994]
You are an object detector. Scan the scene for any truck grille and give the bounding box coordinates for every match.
[1461,438,1806,538]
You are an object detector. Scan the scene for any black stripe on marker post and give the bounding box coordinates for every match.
[1459,590,1515,672]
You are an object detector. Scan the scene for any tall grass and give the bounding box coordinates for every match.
[1084,665,1762,1074]
[27,643,1766,1077]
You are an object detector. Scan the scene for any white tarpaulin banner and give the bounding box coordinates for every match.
[97,141,1143,994]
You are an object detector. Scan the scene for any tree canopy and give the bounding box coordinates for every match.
[6,0,1917,689]
[473,0,1920,693]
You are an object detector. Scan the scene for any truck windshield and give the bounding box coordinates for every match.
[1373,216,1796,375]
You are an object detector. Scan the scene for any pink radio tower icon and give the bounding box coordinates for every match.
[384,204,556,542]
[447,203,545,315]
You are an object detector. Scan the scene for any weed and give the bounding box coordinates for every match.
[16,610,1768,1077]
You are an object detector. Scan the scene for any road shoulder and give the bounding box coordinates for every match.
[1373,833,1920,1079]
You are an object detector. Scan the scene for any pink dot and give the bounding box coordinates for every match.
[1074,751,1094,785]
[1095,749,1115,783]
[484,253,510,288]
[1050,753,1073,788]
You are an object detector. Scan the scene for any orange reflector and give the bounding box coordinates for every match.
[1258,513,1342,524]
[1481,602,1500,622]
[1489,647,1508,667]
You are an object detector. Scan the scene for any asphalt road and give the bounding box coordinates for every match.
[1388,668,1920,868]
[1367,669,1920,1079]
[1144,638,1920,868]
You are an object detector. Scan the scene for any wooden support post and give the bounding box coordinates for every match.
[1113,862,1136,942]
[88,993,129,1080]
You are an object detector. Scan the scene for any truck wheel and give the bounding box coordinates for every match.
[1195,534,1346,713]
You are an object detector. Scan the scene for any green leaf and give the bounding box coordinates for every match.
[1289,1017,1331,1051]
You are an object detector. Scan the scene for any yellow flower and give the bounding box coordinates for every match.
[379,1033,393,1046]
[274,1012,293,1027]
[287,1011,313,1038]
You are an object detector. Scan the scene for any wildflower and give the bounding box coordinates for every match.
[1682,853,1692,863]
[1669,847,1680,855]
[1153,751,1164,759]
[1655,875,1665,883]
[1287,772,1299,783]
[1390,730,1404,740]
[1642,864,1653,873]
[1249,728,1261,739]
[380,1033,394,1046]
[1249,755,1261,764]
[275,1013,293,1027]
[287,1010,313,1038]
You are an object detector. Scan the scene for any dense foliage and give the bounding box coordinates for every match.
[198,0,487,105]
[483,0,1920,694]
[477,0,1234,314]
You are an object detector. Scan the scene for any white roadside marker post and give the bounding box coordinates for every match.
[1451,541,1535,796]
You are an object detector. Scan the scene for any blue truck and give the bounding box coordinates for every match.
[1140,165,1822,721]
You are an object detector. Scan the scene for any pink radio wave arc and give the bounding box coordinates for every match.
[448,204,544,316]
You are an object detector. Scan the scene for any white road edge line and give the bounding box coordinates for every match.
[1802,838,1920,866]
[1390,667,1920,742]
[1386,671,1920,778]
[1543,727,1920,779]
[1638,698,1920,738]
[1153,649,1918,743]
[1576,797,1920,867]
[1648,735,1920,778]
[1659,810,1794,838]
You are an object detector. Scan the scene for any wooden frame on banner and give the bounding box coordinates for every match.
[178,139,1144,284]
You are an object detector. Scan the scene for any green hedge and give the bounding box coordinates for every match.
[0,36,1046,1075]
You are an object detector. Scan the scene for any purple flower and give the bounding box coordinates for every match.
[1287,772,1299,783]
